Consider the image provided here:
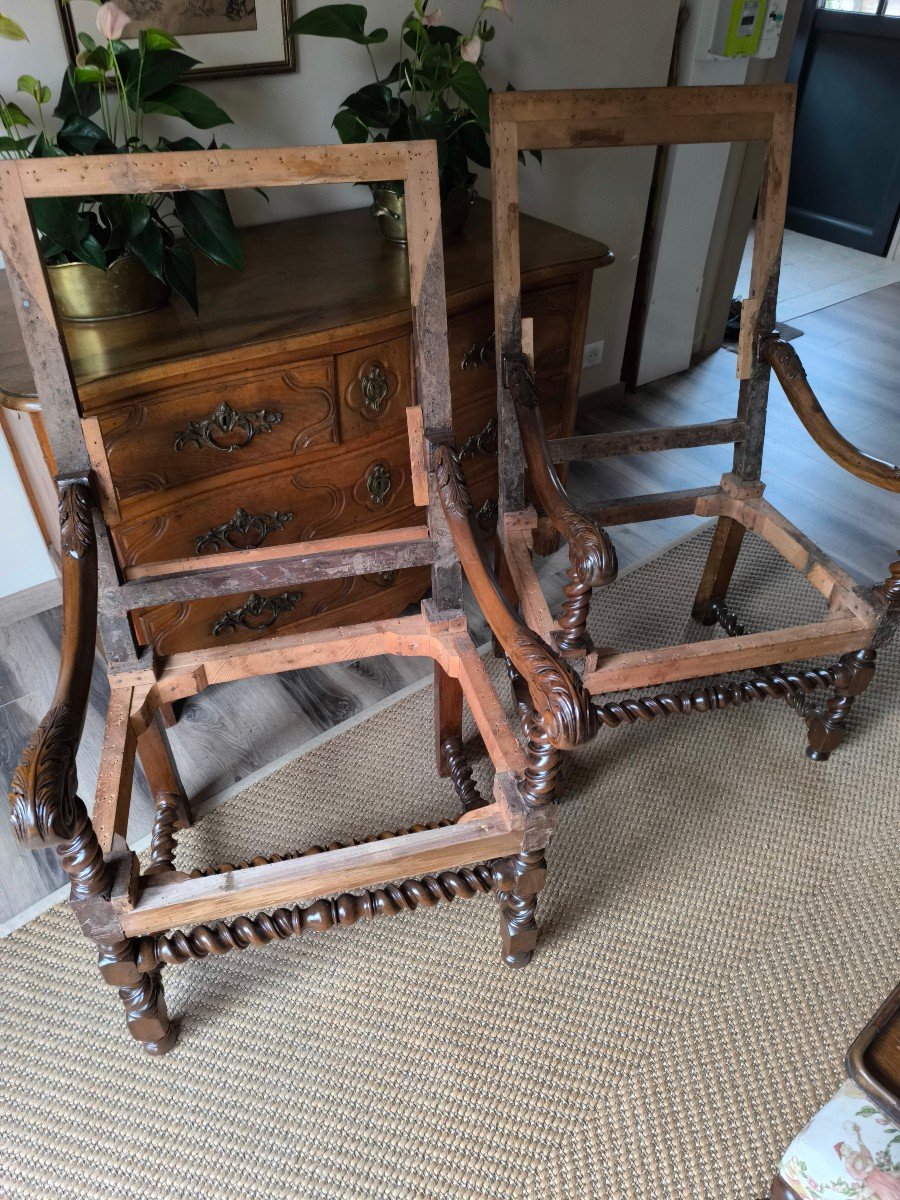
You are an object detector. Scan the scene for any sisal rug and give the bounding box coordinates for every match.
[1,528,898,1200]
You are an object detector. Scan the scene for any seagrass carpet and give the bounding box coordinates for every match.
[1,528,898,1200]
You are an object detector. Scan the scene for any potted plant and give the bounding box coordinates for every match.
[288,0,538,244]
[0,2,245,320]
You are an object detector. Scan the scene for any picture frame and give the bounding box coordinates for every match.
[57,0,297,82]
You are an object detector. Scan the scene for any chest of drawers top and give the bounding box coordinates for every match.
[0,199,611,412]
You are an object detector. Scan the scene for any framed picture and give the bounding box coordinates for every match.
[57,1,297,81]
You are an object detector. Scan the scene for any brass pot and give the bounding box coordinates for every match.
[48,254,170,322]
[370,184,476,245]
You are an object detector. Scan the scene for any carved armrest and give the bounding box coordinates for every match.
[763,339,900,493]
[503,352,618,587]
[431,442,595,751]
[8,478,106,899]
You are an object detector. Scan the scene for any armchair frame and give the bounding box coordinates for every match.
[488,85,900,762]
[3,142,577,1054]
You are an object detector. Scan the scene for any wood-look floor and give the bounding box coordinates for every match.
[2,281,898,930]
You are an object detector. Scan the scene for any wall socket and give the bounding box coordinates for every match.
[582,340,604,369]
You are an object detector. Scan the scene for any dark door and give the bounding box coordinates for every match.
[786,3,900,255]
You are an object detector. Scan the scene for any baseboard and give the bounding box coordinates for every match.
[0,577,61,628]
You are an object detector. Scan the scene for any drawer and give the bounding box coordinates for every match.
[99,356,337,503]
[113,426,418,568]
[447,284,577,405]
[134,565,432,657]
[451,377,564,470]
[336,334,412,443]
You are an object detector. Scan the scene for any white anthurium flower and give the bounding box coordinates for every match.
[96,1,131,42]
[460,34,482,63]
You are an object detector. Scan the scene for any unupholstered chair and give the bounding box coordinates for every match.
[3,141,584,1054]
[484,84,900,784]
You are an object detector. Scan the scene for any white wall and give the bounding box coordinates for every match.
[0,0,681,598]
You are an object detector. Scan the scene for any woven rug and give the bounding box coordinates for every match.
[1,528,897,1200]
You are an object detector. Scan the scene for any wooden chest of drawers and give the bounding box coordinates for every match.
[0,201,611,658]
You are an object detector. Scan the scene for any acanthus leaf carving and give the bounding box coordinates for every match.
[511,628,595,751]
[59,481,94,560]
[557,508,617,588]
[432,443,473,518]
[9,702,81,849]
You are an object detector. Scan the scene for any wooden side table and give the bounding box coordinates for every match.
[0,200,611,659]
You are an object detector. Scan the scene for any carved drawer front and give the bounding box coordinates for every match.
[448,285,576,405]
[113,427,418,568]
[336,334,411,443]
[134,566,432,657]
[98,357,337,503]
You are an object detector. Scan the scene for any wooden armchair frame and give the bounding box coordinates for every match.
[3,142,577,1054]
[487,85,900,763]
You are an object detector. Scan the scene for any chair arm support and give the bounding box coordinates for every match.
[763,338,900,492]
[8,478,107,899]
[431,442,595,750]
[503,353,618,585]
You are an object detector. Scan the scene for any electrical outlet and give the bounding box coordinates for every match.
[582,340,604,369]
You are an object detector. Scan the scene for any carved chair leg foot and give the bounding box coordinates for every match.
[494,849,546,969]
[98,940,177,1055]
[803,647,877,762]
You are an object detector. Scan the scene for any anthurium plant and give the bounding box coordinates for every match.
[287,0,538,196]
[0,1,245,312]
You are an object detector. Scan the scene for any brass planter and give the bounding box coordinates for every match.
[370,184,476,245]
[48,254,170,323]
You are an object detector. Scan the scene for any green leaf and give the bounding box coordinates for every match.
[31,197,107,269]
[333,108,369,144]
[163,242,198,314]
[119,48,199,104]
[0,14,26,40]
[140,27,181,52]
[409,109,448,168]
[128,217,165,280]
[0,135,21,151]
[424,24,461,45]
[53,66,102,120]
[0,100,31,130]
[16,74,40,100]
[73,65,107,87]
[56,114,116,155]
[156,135,204,151]
[173,189,243,271]
[340,83,393,128]
[455,120,490,169]
[450,62,489,129]
[287,5,388,46]
[77,32,96,51]
[142,84,233,129]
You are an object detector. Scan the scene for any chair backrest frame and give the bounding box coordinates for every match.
[0,142,461,665]
[489,84,796,521]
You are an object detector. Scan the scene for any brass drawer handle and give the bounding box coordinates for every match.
[460,331,496,371]
[212,591,301,636]
[367,462,392,506]
[196,508,294,555]
[174,400,283,453]
[459,416,498,460]
[361,364,389,414]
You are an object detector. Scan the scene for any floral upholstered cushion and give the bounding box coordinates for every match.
[780,1079,900,1199]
